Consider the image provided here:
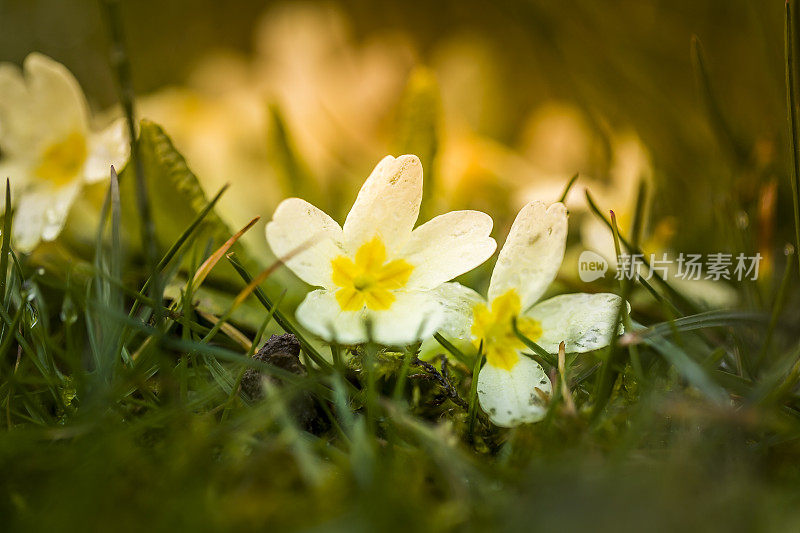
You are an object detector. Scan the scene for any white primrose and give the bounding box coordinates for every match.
[436,201,627,427]
[266,154,497,346]
[0,53,129,252]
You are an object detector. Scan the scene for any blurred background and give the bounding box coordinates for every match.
[0,0,790,301]
[5,4,800,531]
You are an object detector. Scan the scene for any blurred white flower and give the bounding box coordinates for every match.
[514,103,629,214]
[521,103,596,178]
[435,100,600,225]
[266,154,497,345]
[138,79,279,236]
[436,201,626,427]
[0,53,128,252]
[577,133,655,263]
[566,133,738,308]
[140,4,415,243]
[253,3,414,177]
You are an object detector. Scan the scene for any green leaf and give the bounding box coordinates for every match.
[121,120,231,251]
[120,120,257,284]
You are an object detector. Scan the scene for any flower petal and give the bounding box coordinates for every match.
[429,282,485,340]
[342,154,422,254]
[488,201,568,309]
[12,182,81,253]
[580,216,617,266]
[526,292,627,353]
[296,289,447,345]
[477,356,552,427]
[0,62,26,101]
[23,53,89,140]
[84,118,130,183]
[0,62,32,154]
[296,289,370,344]
[0,159,28,200]
[402,210,497,290]
[368,290,448,345]
[266,198,345,289]
[418,282,485,359]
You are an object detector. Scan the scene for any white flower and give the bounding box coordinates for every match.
[266,154,497,346]
[436,201,627,427]
[0,53,129,252]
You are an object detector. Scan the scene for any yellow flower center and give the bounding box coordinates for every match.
[35,131,87,187]
[471,289,542,371]
[331,236,414,312]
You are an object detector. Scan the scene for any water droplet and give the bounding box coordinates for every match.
[735,211,749,229]
[26,306,38,328]
[60,295,78,326]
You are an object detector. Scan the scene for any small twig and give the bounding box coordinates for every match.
[410,355,469,410]
[558,342,576,416]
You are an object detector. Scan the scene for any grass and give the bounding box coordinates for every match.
[2,4,800,533]
[1,140,799,531]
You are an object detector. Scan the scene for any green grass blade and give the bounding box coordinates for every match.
[0,180,11,305]
[128,183,229,321]
[691,35,746,163]
[642,333,729,405]
[0,305,25,365]
[636,274,682,316]
[433,332,472,366]
[612,209,643,381]
[558,173,579,203]
[512,318,557,368]
[101,0,162,322]
[392,345,416,402]
[467,348,483,440]
[268,104,313,199]
[88,169,125,386]
[786,0,800,276]
[756,248,795,371]
[226,252,332,372]
[631,310,767,342]
[591,182,647,420]
[585,189,700,315]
